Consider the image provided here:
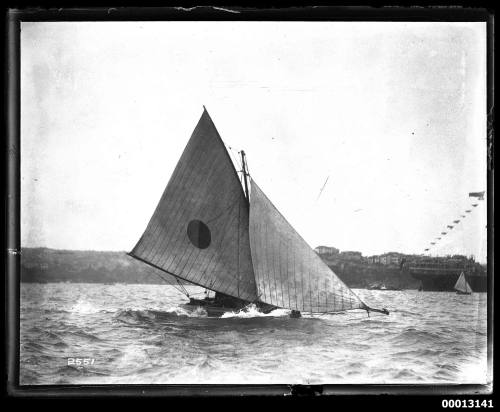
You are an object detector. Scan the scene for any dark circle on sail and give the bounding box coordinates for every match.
[187,220,211,249]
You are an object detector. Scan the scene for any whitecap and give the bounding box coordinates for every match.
[69,301,102,314]
[221,304,290,318]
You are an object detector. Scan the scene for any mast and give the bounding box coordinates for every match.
[240,150,250,202]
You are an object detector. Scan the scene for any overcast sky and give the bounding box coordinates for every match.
[21,21,487,262]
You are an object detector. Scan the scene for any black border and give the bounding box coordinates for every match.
[5,5,495,401]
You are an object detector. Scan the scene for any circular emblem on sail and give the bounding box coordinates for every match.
[187,220,211,249]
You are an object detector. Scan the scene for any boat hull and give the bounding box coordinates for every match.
[184,295,276,317]
[182,302,238,317]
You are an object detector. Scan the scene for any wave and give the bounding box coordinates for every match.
[64,329,103,342]
[114,306,208,323]
[393,348,446,358]
[393,368,424,380]
[23,305,115,315]
[21,341,47,352]
[26,302,206,317]
[69,301,106,314]
[20,284,488,385]
[391,327,444,345]
[221,304,290,318]
[56,364,110,377]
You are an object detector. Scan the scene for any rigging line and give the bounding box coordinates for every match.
[145,266,187,296]
[227,145,243,172]
[175,276,190,297]
[234,148,243,170]
[172,284,189,296]
[143,261,192,297]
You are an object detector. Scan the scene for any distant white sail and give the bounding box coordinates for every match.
[454,272,473,294]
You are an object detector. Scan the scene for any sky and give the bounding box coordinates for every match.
[21,22,487,262]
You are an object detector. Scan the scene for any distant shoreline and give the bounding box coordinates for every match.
[19,246,485,290]
[20,247,188,285]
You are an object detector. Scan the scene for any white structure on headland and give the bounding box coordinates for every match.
[314,246,339,255]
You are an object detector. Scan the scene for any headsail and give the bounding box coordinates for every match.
[249,179,367,313]
[454,272,473,294]
[130,109,258,302]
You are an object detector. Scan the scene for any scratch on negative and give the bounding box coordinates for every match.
[174,7,197,12]
[175,6,240,13]
[211,6,240,13]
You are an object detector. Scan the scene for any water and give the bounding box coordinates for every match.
[20,283,489,385]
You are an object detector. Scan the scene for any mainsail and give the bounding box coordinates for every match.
[454,272,473,294]
[130,109,258,302]
[248,179,367,313]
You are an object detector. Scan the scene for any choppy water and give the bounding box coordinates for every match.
[20,283,489,385]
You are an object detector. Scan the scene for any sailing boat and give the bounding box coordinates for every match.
[129,108,389,318]
[454,272,473,295]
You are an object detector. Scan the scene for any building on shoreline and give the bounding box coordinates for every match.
[313,245,339,256]
[314,245,486,292]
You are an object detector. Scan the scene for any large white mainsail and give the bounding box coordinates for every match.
[454,272,473,294]
[130,109,258,302]
[248,179,367,313]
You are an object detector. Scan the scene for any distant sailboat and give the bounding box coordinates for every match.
[454,272,472,295]
[129,108,389,318]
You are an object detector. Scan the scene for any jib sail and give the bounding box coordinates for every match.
[248,179,366,313]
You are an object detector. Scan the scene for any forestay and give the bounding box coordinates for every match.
[249,179,367,313]
[130,109,258,302]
